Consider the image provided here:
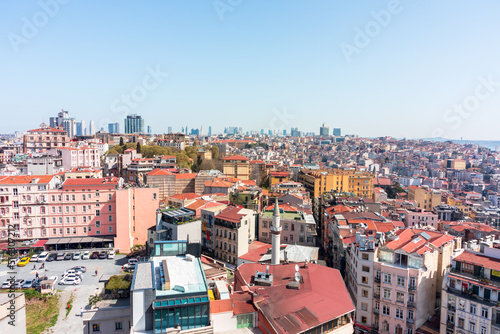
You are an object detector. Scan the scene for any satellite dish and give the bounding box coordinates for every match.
[295,264,299,272]
[295,272,300,282]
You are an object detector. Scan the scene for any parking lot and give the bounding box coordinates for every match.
[0,253,128,290]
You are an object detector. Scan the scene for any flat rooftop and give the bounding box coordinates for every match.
[153,255,207,297]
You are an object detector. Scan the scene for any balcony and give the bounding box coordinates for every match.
[374,293,380,299]
[446,322,454,330]
[407,301,416,308]
[374,309,379,315]
[447,287,499,307]
[408,285,416,291]
[407,318,415,325]
[447,304,455,312]
[375,277,381,283]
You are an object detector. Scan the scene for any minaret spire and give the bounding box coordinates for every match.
[271,196,282,265]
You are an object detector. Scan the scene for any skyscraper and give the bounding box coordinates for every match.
[147,125,152,134]
[124,114,145,134]
[89,120,96,135]
[333,128,341,136]
[61,118,76,138]
[320,123,329,136]
[108,123,120,134]
[208,126,212,136]
[167,126,172,134]
[76,121,86,136]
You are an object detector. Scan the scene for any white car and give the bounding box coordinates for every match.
[108,250,115,259]
[82,251,90,260]
[58,277,81,285]
[73,252,81,260]
[38,252,49,262]
[48,276,58,284]
[30,254,39,262]
[1,281,12,289]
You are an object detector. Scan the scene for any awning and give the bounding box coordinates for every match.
[31,239,48,248]
[354,322,371,331]
[45,238,61,246]
[58,237,72,244]
[68,237,83,244]
[80,237,94,243]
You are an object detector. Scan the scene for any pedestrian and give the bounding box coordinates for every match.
[32,264,36,270]
[36,272,39,279]
[80,307,83,317]
[95,269,98,276]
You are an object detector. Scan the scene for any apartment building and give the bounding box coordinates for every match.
[213,206,256,266]
[407,186,442,211]
[440,243,500,334]
[258,203,316,247]
[402,209,439,229]
[23,124,70,153]
[359,229,456,334]
[200,205,227,255]
[47,146,100,170]
[0,175,158,252]
[222,155,249,180]
[298,169,373,198]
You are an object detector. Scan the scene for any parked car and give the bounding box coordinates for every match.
[48,276,58,284]
[98,251,107,259]
[82,251,90,260]
[56,252,65,261]
[47,253,57,262]
[17,256,30,267]
[58,277,81,285]
[122,263,134,272]
[13,279,25,289]
[22,279,35,289]
[90,251,99,259]
[32,278,43,290]
[1,281,12,289]
[128,258,138,266]
[37,252,49,262]
[64,252,73,260]
[108,250,115,259]
[71,266,87,273]
[30,254,39,262]
[73,251,81,260]
[9,258,20,266]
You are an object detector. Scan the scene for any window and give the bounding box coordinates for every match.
[66,228,70,234]
[108,226,113,233]
[262,221,267,228]
[396,292,405,303]
[72,206,76,213]
[481,307,488,318]
[262,232,268,237]
[362,253,369,260]
[409,277,416,288]
[362,265,370,272]
[82,194,86,201]
[361,302,368,311]
[361,316,367,324]
[470,303,476,315]
[362,276,368,284]
[115,322,122,330]
[397,276,405,287]
[51,207,56,213]
[108,194,112,201]
[95,221,101,228]
[362,289,368,298]
[459,299,465,311]
[291,224,294,231]
[108,205,112,212]
[469,321,476,332]
[65,206,69,213]
[462,263,474,274]
[382,305,390,316]
[65,195,69,201]
[407,310,414,320]
[383,288,391,300]
[458,317,464,329]
[108,215,113,222]
[72,227,76,234]
[71,195,75,201]
[96,209,100,216]
[283,223,288,231]
[481,326,487,334]
[382,321,389,332]
[92,324,100,332]
[408,293,415,303]
[383,273,392,284]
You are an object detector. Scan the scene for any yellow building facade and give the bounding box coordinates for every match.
[298,169,373,198]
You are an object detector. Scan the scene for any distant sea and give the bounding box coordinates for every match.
[420,138,500,151]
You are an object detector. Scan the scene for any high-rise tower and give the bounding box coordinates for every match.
[271,197,282,265]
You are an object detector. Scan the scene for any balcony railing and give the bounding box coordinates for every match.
[407,301,416,308]
[408,285,416,291]
[447,304,456,311]
[374,293,380,299]
[407,318,415,324]
[375,277,381,283]
[374,309,379,315]
[447,287,499,307]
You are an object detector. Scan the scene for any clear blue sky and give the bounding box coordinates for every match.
[1,0,500,140]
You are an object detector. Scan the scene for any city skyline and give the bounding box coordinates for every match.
[1,1,500,139]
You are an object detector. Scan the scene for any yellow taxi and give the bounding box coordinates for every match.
[17,256,30,267]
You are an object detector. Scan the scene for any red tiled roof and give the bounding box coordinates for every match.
[168,193,201,200]
[210,299,233,314]
[223,155,249,161]
[454,251,500,271]
[204,180,234,188]
[232,292,257,315]
[175,173,197,179]
[0,175,55,185]
[215,206,248,223]
[63,177,118,186]
[147,169,174,176]
[27,127,66,133]
[235,262,354,334]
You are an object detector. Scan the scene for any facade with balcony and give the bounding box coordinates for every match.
[440,246,500,334]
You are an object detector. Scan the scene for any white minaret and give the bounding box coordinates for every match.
[271,197,282,265]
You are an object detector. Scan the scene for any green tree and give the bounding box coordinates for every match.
[136,142,141,153]
[119,137,124,146]
[210,146,219,160]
